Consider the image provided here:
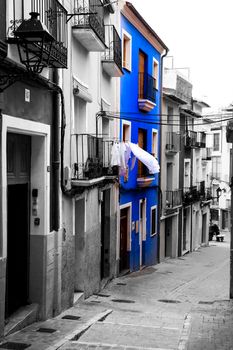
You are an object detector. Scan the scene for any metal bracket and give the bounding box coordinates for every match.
[66,12,97,23]
[0,74,23,92]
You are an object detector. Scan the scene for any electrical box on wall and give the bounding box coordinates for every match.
[25,88,30,103]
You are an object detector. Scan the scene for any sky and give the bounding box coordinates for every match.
[129,0,233,109]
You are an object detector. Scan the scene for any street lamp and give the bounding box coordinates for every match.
[216,187,222,199]
[14,12,55,74]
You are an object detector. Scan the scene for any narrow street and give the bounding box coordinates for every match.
[2,231,232,350]
[64,232,231,350]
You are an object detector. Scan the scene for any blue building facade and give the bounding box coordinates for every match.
[119,2,168,273]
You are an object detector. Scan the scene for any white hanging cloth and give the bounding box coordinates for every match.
[128,142,160,174]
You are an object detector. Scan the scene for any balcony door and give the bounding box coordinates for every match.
[138,51,146,98]
[138,128,147,177]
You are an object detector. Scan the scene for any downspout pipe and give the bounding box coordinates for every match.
[158,47,168,264]
[52,69,60,231]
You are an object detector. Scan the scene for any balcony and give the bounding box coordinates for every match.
[165,132,181,154]
[195,132,206,148]
[102,25,123,77]
[201,187,212,206]
[72,134,116,186]
[202,148,212,163]
[164,189,182,214]
[138,73,157,112]
[72,0,105,52]
[8,0,68,68]
[184,130,197,149]
[183,186,200,205]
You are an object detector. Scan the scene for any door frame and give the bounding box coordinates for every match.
[1,114,50,258]
[118,202,132,265]
[139,198,146,267]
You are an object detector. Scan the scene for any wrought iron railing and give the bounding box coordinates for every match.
[138,72,157,103]
[73,134,114,180]
[202,148,212,160]
[8,0,67,68]
[185,130,197,148]
[102,25,122,71]
[165,132,181,152]
[183,186,200,204]
[205,187,212,201]
[73,0,105,44]
[164,190,183,211]
[198,181,205,196]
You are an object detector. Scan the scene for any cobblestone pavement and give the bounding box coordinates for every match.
[0,232,232,350]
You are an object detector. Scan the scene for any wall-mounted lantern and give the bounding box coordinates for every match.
[14,12,55,74]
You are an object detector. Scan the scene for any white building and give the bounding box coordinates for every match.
[203,106,232,231]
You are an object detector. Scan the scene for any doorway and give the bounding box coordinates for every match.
[202,213,207,243]
[101,190,110,280]
[120,207,130,273]
[138,128,147,177]
[138,51,146,99]
[165,217,172,257]
[5,133,31,317]
[139,199,146,267]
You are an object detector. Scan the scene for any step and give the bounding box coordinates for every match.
[4,303,39,336]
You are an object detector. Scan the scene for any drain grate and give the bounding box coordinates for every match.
[37,327,57,333]
[158,299,181,304]
[94,293,110,298]
[198,301,214,305]
[62,315,81,320]
[116,282,127,286]
[0,342,31,349]
[90,300,101,304]
[111,299,135,304]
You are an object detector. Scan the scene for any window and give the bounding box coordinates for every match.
[151,206,157,236]
[122,30,132,71]
[122,121,131,142]
[213,133,220,151]
[184,160,190,188]
[153,58,159,89]
[212,156,221,179]
[152,129,158,158]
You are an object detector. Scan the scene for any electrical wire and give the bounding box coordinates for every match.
[101,112,233,127]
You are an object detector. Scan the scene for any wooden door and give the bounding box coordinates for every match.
[120,208,129,272]
[138,129,147,177]
[138,51,146,98]
[5,133,31,317]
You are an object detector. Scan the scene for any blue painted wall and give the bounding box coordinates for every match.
[120,13,162,272]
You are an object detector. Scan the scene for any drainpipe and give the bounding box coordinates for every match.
[52,68,60,231]
[158,47,168,264]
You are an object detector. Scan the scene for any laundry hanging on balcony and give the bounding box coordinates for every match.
[128,142,160,174]
[111,141,160,175]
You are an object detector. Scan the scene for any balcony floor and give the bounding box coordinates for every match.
[72,27,106,52]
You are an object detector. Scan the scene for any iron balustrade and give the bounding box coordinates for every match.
[8,0,67,68]
[205,187,212,201]
[183,185,200,204]
[165,132,181,152]
[74,134,114,180]
[185,130,197,148]
[138,72,157,103]
[198,181,205,196]
[103,25,122,72]
[202,148,212,160]
[73,0,105,44]
[164,189,183,210]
